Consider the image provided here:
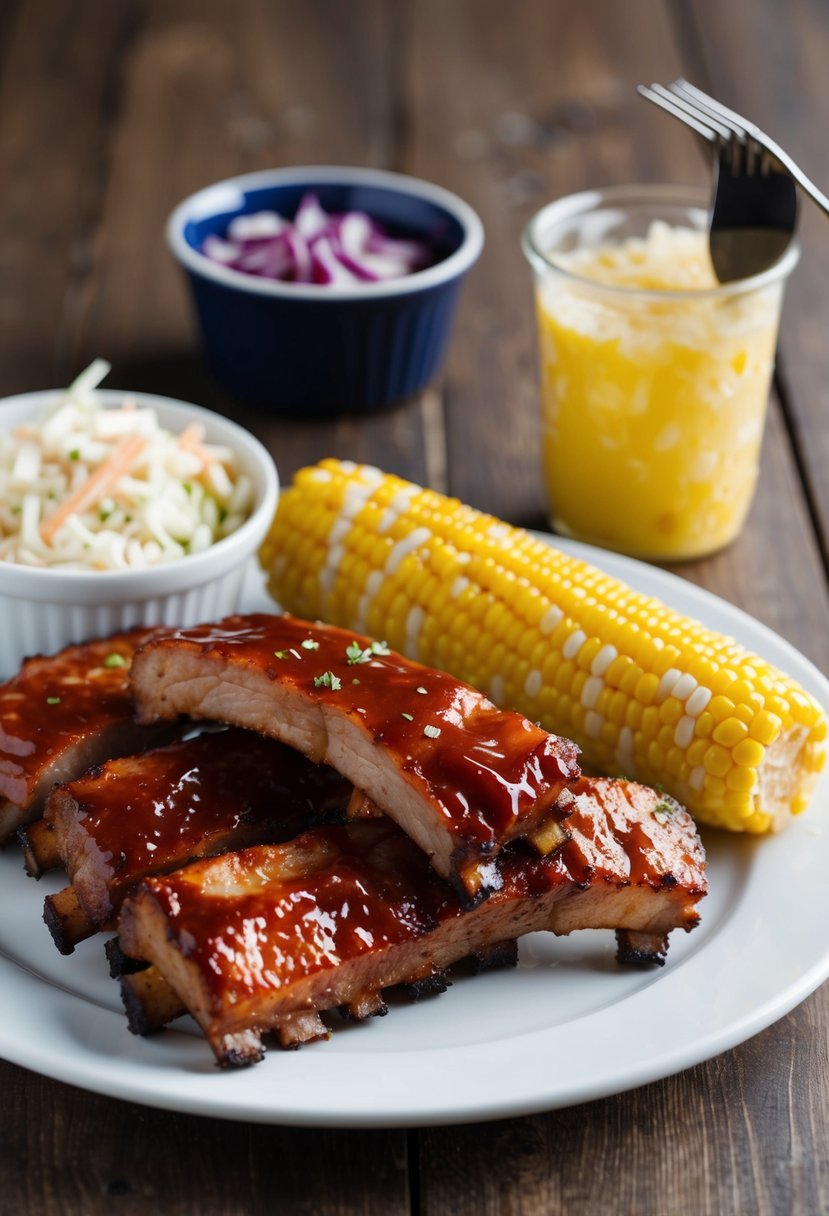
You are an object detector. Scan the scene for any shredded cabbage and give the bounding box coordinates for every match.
[202,193,434,285]
[0,361,254,570]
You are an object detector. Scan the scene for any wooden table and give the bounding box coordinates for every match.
[2,1,829,1211]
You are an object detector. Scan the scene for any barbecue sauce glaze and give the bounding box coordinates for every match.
[58,728,350,883]
[141,778,706,1005]
[134,614,580,855]
[0,628,159,806]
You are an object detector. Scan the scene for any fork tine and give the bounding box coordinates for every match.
[671,80,777,178]
[636,84,719,143]
[650,83,733,143]
[642,79,829,222]
[669,80,752,141]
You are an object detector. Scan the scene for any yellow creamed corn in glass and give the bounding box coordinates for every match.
[535,223,783,560]
[260,459,827,834]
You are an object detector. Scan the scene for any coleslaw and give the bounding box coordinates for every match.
[0,361,254,570]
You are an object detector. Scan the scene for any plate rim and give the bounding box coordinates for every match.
[1,536,827,1127]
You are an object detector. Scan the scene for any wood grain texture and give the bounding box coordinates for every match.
[0,1059,410,1216]
[1,1,829,1214]
[61,0,429,484]
[0,0,142,394]
[404,0,707,522]
[685,0,829,574]
[419,985,829,1216]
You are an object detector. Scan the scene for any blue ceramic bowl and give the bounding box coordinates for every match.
[167,166,484,415]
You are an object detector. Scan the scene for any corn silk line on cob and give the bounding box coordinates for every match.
[260,459,827,834]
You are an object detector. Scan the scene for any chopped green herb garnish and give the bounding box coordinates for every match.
[99,508,112,522]
[653,799,676,816]
[314,671,342,690]
[301,639,320,651]
[423,724,441,739]
[401,712,414,721]
[69,448,80,461]
[346,638,392,665]
[46,696,61,705]
[103,653,126,669]
[274,650,288,659]
[183,482,192,495]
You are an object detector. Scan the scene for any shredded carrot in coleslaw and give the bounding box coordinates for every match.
[0,361,254,570]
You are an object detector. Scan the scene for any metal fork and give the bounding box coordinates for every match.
[637,79,823,281]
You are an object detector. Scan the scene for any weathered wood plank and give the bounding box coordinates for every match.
[408,3,829,1215]
[0,1060,410,1216]
[67,0,430,485]
[0,3,415,1212]
[0,0,143,395]
[404,0,707,522]
[2,3,829,1216]
[686,0,829,578]
[419,988,829,1216]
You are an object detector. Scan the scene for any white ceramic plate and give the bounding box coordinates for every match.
[1,540,827,1127]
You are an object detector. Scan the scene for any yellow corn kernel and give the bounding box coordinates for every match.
[708,695,737,725]
[727,765,757,792]
[262,459,828,833]
[704,744,732,777]
[607,691,627,726]
[659,698,683,727]
[694,712,715,739]
[748,710,783,745]
[687,738,708,767]
[635,673,660,706]
[712,717,749,748]
[641,706,660,740]
[661,746,681,776]
[732,737,766,769]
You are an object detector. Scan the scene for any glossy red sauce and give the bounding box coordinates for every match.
[142,778,706,1004]
[0,628,160,803]
[147,820,456,1000]
[499,778,708,898]
[60,728,350,886]
[141,614,580,851]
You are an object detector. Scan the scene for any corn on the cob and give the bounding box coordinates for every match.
[260,459,827,834]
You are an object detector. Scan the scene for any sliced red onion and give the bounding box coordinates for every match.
[310,235,362,286]
[283,228,313,283]
[201,192,434,285]
[227,211,286,241]
[293,193,331,242]
[202,235,240,264]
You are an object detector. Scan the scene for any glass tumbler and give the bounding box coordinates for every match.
[522,185,799,561]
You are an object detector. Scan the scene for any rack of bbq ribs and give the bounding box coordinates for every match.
[4,614,707,1069]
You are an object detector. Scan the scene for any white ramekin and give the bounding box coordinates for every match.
[0,390,279,676]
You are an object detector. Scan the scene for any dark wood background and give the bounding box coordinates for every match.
[2,1,829,1212]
